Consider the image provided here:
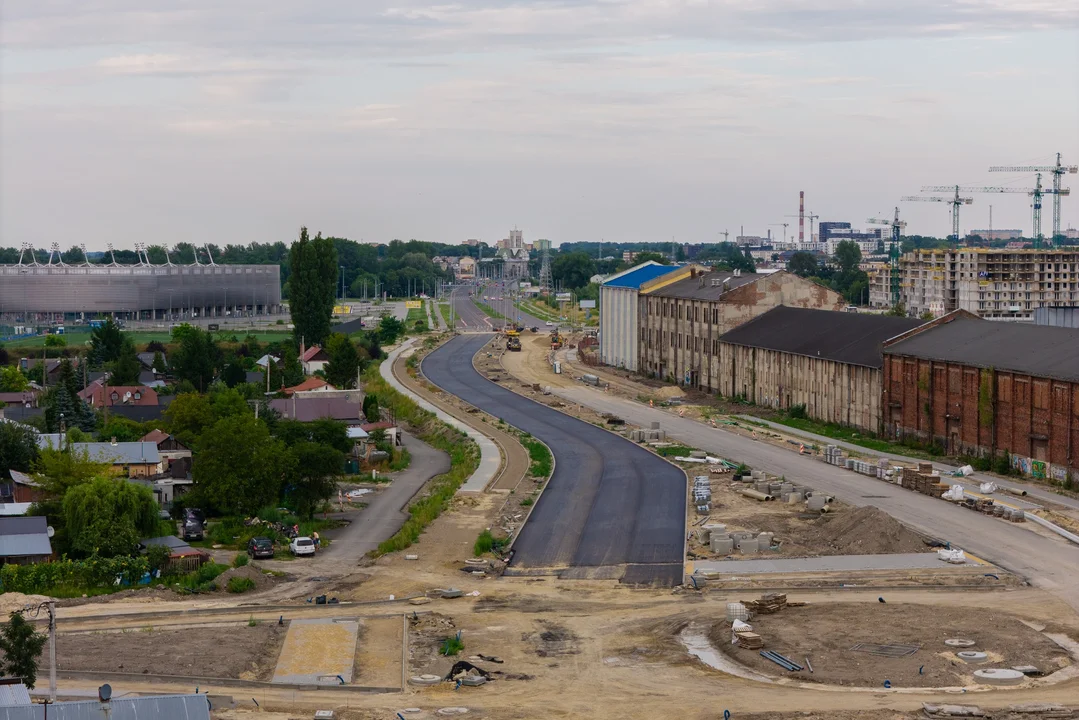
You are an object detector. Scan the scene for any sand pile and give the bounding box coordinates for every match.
[652,386,686,400]
[815,506,928,554]
[0,592,51,613]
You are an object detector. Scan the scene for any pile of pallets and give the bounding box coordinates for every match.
[898,465,949,498]
[744,593,788,614]
[735,632,763,649]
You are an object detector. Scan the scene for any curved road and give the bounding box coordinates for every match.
[423,334,687,586]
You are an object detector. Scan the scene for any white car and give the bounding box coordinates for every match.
[290,536,316,556]
[545,320,553,326]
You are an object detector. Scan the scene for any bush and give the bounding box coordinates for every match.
[227,576,256,593]
[520,497,534,507]
[787,403,808,420]
[173,562,228,592]
[474,529,496,556]
[993,453,1013,476]
[233,553,249,568]
[440,633,464,656]
[0,555,150,595]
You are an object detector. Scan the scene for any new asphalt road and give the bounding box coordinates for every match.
[423,334,687,585]
[450,286,492,329]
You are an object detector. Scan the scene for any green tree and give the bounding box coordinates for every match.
[834,240,862,274]
[109,336,142,385]
[288,442,343,518]
[221,361,247,388]
[362,394,380,423]
[0,365,29,392]
[0,612,47,689]
[193,414,296,515]
[89,318,124,367]
[44,334,66,348]
[209,386,250,420]
[272,418,352,454]
[62,476,159,557]
[788,251,818,278]
[288,227,339,348]
[41,359,95,433]
[98,416,146,443]
[151,351,167,374]
[377,316,405,345]
[171,326,219,391]
[552,251,598,290]
[324,333,361,389]
[0,421,39,479]
[163,392,215,448]
[634,251,669,265]
[280,345,304,387]
[31,447,109,498]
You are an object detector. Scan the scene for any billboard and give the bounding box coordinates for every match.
[333,305,352,315]
[579,300,597,309]
[404,300,423,309]
[555,292,572,301]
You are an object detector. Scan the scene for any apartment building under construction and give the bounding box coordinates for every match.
[869,248,1079,320]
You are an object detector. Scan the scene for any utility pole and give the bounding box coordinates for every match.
[24,601,57,702]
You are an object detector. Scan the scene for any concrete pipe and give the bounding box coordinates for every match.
[1004,487,1028,496]
[742,489,774,502]
[956,651,988,664]
[973,668,1025,686]
[944,639,976,648]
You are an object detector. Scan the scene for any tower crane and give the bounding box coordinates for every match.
[989,153,1076,241]
[900,186,973,243]
[923,173,1071,248]
[867,207,907,309]
[768,223,790,246]
[785,211,820,246]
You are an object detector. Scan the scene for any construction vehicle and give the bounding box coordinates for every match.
[505,325,520,337]
[506,336,522,351]
[550,332,563,350]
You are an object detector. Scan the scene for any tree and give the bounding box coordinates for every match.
[377,316,405,345]
[834,240,862,274]
[324,333,361,389]
[280,345,304,388]
[0,612,47,689]
[787,251,818,278]
[89,318,124,367]
[171,326,219,391]
[0,421,39,479]
[288,442,343,518]
[31,447,109,499]
[209,386,250,420]
[272,418,353,454]
[163,392,215,448]
[98,416,146,443]
[634,252,669,265]
[62,476,159,557]
[221,361,247,388]
[193,414,297,516]
[109,336,142,385]
[288,227,338,348]
[362,394,380,423]
[552,252,597,291]
[44,334,66,348]
[41,359,95,433]
[151,351,167,374]
[0,365,29,392]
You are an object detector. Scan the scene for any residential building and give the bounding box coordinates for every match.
[282,377,336,396]
[38,439,163,477]
[0,690,211,720]
[715,307,926,433]
[638,269,845,390]
[0,516,53,565]
[882,312,1079,481]
[269,395,366,425]
[78,382,159,408]
[300,344,330,375]
[0,391,39,408]
[969,229,1023,241]
[140,429,192,466]
[622,251,640,264]
[877,248,1079,320]
[598,261,682,371]
[3,470,42,504]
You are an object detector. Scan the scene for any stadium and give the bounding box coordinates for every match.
[0,259,282,322]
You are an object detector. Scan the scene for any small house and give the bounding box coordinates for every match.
[281,377,336,396]
[78,382,159,408]
[300,344,330,375]
[0,516,53,565]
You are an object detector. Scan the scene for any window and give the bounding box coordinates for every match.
[694,307,699,322]
[134,392,141,400]
[110,392,119,402]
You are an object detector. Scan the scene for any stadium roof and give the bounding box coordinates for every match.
[883,314,1079,382]
[602,261,680,289]
[718,306,926,369]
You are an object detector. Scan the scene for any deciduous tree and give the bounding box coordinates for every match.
[288,442,343,518]
[0,421,38,479]
[288,227,338,348]
[193,414,296,516]
[62,476,159,557]
[0,612,47,689]
[324,333,361,389]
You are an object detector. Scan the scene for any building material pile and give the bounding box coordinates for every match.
[744,593,788,614]
[736,632,763,649]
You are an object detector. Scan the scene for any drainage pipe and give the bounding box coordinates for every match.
[1026,512,1079,546]
[741,489,774,502]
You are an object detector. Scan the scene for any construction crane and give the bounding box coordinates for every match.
[989,153,1077,241]
[768,223,790,245]
[923,173,1071,248]
[785,211,820,246]
[867,207,907,309]
[901,187,973,243]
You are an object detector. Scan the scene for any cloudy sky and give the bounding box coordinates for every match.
[2,1,1077,250]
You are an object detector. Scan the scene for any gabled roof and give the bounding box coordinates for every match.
[883,313,1079,383]
[718,306,927,369]
[71,442,161,465]
[140,428,170,445]
[78,383,159,407]
[301,345,328,362]
[269,396,364,422]
[282,377,335,395]
[255,354,280,368]
[0,516,52,558]
[137,351,166,368]
[602,261,680,289]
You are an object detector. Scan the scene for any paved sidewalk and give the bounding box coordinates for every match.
[693,552,977,575]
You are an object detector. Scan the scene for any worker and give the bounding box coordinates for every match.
[312,530,321,551]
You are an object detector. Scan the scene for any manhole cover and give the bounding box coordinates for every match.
[850,643,920,657]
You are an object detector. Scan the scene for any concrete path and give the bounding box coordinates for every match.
[379,339,500,492]
[737,415,1079,513]
[324,429,450,560]
[272,618,360,684]
[693,552,976,576]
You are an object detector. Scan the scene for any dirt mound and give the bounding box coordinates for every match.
[814,506,928,554]
[214,565,281,593]
[0,592,50,613]
[652,385,685,400]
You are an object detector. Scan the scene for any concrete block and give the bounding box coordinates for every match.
[757,532,774,547]
[780,483,794,494]
[711,537,734,554]
[690,450,706,459]
[787,492,803,504]
[807,495,827,511]
[739,538,759,554]
[768,483,782,494]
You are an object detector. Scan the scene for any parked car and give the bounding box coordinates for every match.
[184,508,207,528]
[290,536,316,556]
[182,520,204,542]
[545,320,553,326]
[247,536,274,559]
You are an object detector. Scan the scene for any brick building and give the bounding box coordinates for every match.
[716,307,926,433]
[638,269,844,390]
[882,312,1079,481]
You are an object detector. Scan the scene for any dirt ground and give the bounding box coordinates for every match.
[711,602,1072,688]
[46,624,286,680]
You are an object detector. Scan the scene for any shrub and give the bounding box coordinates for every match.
[993,453,1013,476]
[787,403,808,420]
[520,497,534,507]
[440,633,464,656]
[233,553,249,568]
[227,576,256,593]
[473,529,496,556]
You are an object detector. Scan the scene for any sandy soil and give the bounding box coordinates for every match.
[711,602,1072,688]
[45,624,286,680]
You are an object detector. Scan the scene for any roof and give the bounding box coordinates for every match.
[0,516,52,558]
[0,504,32,517]
[136,351,166,368]
[268,396,364,423]
[245,371,264,385]
[282,377,335,395]
[361,421,396,432]
[300,345,328,362]
[602,262,680,290]
[347,426,369,439]
[78,384,159,407]
[0,392,38,405]
[645,270,760,300]
[9,470,39,487]
[0,680,30,706]
[255,354,280,368]
[718,306,926,369]
[140,429,170,445]
[138,370,166,388]
[140,535,201,556]
[883,314,1079,382]
[0,694,211,720]
[332,318,367,335]
[72,442,161,465]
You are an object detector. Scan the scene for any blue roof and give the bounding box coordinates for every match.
[602,262,679,289]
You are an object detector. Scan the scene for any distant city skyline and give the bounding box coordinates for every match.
[1,2,1076,251]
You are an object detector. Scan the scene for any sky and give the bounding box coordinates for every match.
[1,1,1078,250]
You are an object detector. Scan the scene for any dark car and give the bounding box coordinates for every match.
[184,508,206,528]
[182,519,204,542]
[247,536,274,559]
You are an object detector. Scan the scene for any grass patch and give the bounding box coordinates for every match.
[439,303,453,327]
[232,553,249,568]
[520,435,553,478]
[770,416,945,460]
[388,447,412,471]
[653,445,695,457]
[227,576,256,593]
[520,497,534,507]
[406,306,429,333]
[172,562,229,593]
[474,301,505,320]
[364,361,481,556]
[440,633,464,656]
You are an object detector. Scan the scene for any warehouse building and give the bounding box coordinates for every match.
[638,269,844,390]
[598,261,683,371]
[882,312,1079,481]
[715,307,927,433]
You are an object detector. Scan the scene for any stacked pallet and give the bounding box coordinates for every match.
[744,593,788,614]
[735,632,763,649]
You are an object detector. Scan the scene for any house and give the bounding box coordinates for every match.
[137,370,167,389]
[0,391,40,408]
[300,344,330,375]
[0,516,53,565]
[38,439,163,478]
[78,382,159,408]
[361,420,399,446]
[255,354,281,369]
[282,377,336,396]
[3,470,42,504]
[0,690,211,720]
[269,395,366,423]
[136,351,166,370]
[140,429,192,464]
